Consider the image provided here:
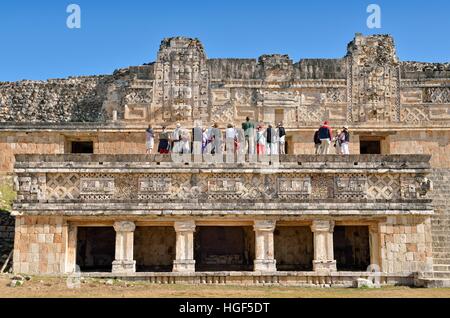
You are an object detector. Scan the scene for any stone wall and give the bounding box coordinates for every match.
[380,216,433,273]
[430,170,450,272]
[0,132,64,172]
[390,131,450,169]
[0,211,15,272]
[13,216,66,274]
[0,77,113,123]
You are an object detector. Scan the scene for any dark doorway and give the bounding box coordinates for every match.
[71,141,94,154]
[195,227,254,271]
[360,140,381,155]
[333,226,370,271]
[134,227,176,272]
[274,226,314,271]
[76,227,115,272]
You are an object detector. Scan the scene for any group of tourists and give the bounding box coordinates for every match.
[145,118,287,156]
[313,121,350,155]
[145,119,350,156]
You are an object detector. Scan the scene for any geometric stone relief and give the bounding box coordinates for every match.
[401,175,433,199]
[326,88,347,103]
[423,87,450,104]
[298,105,326,123]
[367,174,401,200]
[208,177,242,193]
[15,174,46,202]
[124,88,153,105]
[400,106,430,123]
[46,173,80,201]
[210,103,235,125]
[139,176,172,193]
[263,91,298,107]
[80,176,115,201]
[277,176,312,200]
[80,178,115,194]
[429,104,450,121]
[20,171,429,204]
[309,175,334,200]
[334,175,367,199]
[401,89,423,104]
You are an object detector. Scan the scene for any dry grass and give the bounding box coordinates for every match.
[1,275,450,298]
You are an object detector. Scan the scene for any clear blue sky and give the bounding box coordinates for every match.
[0,0,449,81]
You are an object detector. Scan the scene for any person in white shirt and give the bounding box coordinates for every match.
[265,124,278,155]
[172,123,182,154]
[256,124,266,155]
[225,124,238,155]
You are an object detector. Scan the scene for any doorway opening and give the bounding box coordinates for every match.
[76,227,115,272]
[134,227,176,272]
[274,226,314,271]
[333,226,370,271]
[194,226,255,271]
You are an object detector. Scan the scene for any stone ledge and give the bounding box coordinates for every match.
[12,202,433,217]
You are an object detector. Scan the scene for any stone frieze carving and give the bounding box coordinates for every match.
[334,175,367,199]
[14,171,431,204]
[80,178,115,194]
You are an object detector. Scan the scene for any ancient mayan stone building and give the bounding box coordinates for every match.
[0,34,449,287]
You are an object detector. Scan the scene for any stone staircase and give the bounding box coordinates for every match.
[419,170,450,287]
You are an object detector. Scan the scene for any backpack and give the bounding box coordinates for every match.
[314,131,322,144]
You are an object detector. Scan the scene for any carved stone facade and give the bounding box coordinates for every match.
[1,34,448,127]
[2,33,450,287]
[10,154,435,286]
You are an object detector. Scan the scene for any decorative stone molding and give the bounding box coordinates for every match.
[113,221,136,233]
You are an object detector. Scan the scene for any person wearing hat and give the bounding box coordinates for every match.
[339,126,350,155]
[318,121,333,155]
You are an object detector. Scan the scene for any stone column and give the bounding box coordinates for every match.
[369,224,381,269]
[311,220,337,273]
[64,224,78,273]
[254,220,277,272]
[112,221,136,273]
[173,221,196,272]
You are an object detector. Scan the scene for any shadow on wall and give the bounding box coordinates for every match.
[0,210,15,273]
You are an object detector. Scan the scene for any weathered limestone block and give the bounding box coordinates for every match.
[13,216,65,275]
[379,216,433,274]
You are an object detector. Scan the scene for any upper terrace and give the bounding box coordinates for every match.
[12,154,433,217]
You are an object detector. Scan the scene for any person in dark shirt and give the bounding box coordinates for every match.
[314,129,321,154]
[242,117,255,155]
[277,123,286,155]
[318,121,333,155]
[158,126,170,154]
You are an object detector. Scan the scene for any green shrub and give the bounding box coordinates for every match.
[0,183,16,212]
